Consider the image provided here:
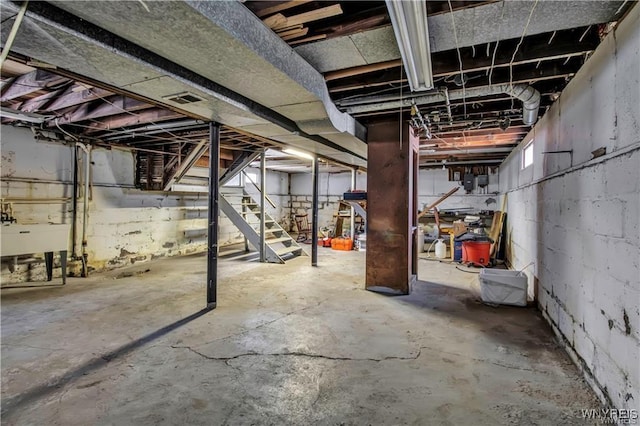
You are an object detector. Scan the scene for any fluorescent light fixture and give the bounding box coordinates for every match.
[283,148,314,161]
[385,0,434,91]
[0,106,52,123]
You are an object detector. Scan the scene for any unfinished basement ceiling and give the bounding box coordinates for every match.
[247,0,631,167]
[0,0,633,170]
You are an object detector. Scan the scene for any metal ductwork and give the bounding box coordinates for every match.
[507,84,541,126]
[0,1,367,166]
[344,84,541,126]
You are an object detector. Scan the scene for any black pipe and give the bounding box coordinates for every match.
[206,122,220,309]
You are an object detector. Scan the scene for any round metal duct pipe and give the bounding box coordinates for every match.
[507,84,541,126]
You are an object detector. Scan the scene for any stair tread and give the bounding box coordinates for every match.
[266,236,293,244]
[252,227,281,234]
[263,228,283,234]
[276,246,303,256]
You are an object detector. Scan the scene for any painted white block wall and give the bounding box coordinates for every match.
[418,168,500,212]
[0,126,288,283]
[499,4,640,411]
[287,166,499,234]
[289,169,367,232]
[243,166,290,230]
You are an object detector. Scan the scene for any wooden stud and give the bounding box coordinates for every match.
[324,59,402,81]
[272,4,343,30]
[281,27,309,41]
[256,0,312,18]
[263,13,287,29]
[275,24,303,33]
[289,34,327,45]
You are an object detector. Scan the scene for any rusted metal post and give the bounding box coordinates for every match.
[365,120,419,294]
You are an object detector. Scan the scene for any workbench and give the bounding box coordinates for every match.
[333,200,366,237]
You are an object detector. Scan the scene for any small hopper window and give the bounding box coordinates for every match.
[522,140,534,169]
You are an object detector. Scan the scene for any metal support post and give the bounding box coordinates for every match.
[206,122,220,309]
[259,150,266,263]
[311,156,319,266]
[350,168,356,239]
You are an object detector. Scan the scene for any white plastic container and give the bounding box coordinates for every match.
[479,269,528,307]
[435,239,447,259]
[357,233,367,251]
[417,228,425,253]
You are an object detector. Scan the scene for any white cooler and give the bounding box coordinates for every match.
[479,269,528,307]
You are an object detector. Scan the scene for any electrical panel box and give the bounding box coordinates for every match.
[477,174,489,187]
[463,173,474,191]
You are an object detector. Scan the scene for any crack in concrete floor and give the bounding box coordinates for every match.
[177,297,330,349]
[171,344,551,375]
[170,344,425,364]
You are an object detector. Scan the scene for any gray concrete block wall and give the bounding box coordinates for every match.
[499,4,639,411]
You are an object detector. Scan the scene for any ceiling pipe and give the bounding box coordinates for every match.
[100,119,204,139]
[0,106,53,123]
[344,84,541,125]
[421,147,514,155]
[420,159,502,167]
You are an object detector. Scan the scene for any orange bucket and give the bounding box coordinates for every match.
[462,241,491,266]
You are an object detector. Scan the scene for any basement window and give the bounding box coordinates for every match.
[222,174,242,187]
[244,172,258,188]
[522,140,534,169]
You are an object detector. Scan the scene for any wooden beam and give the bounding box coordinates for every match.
[44,86,114,111]
[325,59,402,81]
[317,13,388,39]
[425,187,459,211]
[83,108,184,133]
[53,96,154,125]
[330,78,406,94]
[256,0,312,18]
[418,187,459,219]
[19,86,69,112]
[272,4,343,30]
[0,70,70,102]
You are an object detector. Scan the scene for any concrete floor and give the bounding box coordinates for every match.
[1,248,600,425]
